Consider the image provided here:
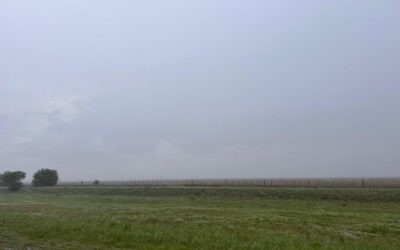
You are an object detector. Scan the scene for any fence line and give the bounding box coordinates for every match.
[58,177,400,188]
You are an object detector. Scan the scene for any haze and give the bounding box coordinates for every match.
[1,0,399,181]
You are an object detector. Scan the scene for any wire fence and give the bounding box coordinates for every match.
[58,177,400,188]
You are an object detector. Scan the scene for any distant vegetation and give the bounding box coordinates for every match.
[32,169,59,186]
[60,177,400,188]
[30,186,400,202]
[0,171,26,191]
[0,169,59,192]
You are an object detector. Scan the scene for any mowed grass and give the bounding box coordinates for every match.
[0,186,400,249]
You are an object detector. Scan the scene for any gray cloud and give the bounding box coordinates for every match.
[0,0,399,180]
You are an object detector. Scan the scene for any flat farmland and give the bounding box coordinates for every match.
[1,186,400,249]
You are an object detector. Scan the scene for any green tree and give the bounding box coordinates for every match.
[0,171,26,191]
[32,169,59,186]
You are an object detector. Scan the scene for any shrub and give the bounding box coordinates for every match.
[8,182,24,191]
[32,169,58,186]
[93,180,100,185]
[0,171,26,191]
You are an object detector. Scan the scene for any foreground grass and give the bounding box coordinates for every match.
[0,187,400,249]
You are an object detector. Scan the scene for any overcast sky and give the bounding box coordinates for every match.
[1,1,399,181]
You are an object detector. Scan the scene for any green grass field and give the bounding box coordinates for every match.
[1,186,400,249]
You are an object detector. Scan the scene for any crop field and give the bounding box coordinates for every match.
[1,186,400,249]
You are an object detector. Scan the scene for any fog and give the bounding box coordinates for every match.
[1,0,399,180]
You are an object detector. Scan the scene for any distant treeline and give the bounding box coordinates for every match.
[1,169,58,191]
[58,177,400,188]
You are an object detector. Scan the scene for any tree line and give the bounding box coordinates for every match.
[0,169,58,191]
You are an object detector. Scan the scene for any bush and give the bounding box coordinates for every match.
[93,180,100,185]
[8,182,24,191]
[0,171,26,191]
[32,169,58,186]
